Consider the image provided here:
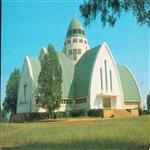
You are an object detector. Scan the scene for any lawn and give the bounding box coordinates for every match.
[0,115,150,150]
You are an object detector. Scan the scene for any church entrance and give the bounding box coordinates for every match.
[103,98,111,108]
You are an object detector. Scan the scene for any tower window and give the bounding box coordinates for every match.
[73,54,77,61]
[68,40,71,44]
[84,40,87,44]
[82,31,85,35]
[79,39,83,43]
[73,29,77,34]
[78,29,82,34]
[69,30,72,35]
[73,38,77,43]
[69,50,72,55]
[77,49,81,54]
[64,41,66,46]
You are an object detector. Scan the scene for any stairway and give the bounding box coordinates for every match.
[103,109,139,118]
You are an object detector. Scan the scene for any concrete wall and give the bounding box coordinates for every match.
[90,43,124,109]
[63,36,90,63]
[17,57,34,113]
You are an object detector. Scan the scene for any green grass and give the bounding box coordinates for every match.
[1,115,150,150]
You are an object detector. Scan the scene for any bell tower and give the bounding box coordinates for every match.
[63,17,90,63]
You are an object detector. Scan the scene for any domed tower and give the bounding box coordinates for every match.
[63,17,90,63]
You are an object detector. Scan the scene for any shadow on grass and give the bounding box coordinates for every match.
[4,138,149,150]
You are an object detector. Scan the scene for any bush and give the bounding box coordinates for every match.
[87,109,103,117]
[25,113,49,121]
[70,109,87,117]
[55,112,68,118]
[143,109,150,115]
[138,107,143,116]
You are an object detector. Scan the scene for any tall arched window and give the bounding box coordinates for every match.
[104,60,108,91]
[24,83,27,101]
[110,70,112,91]
[100,68,103,90]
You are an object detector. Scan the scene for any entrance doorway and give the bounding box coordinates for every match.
[103,98,111,108]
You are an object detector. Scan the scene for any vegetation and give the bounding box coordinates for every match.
[0,116,149,149]
[80,0,150,27]
[0,108,8,122]
[147,92,150,109]
[87,109,103,117]
[3,69,20,114]
[38,44,62,118]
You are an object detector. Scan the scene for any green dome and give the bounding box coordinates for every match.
[67,17,85,38]
[68,17,84,31]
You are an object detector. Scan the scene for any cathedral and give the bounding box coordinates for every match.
[17,17,142,115]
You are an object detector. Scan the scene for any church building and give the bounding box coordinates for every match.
[17,17,142,116]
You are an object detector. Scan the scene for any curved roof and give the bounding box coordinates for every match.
[67,17,85,38]
[74,45,101,98]
[117,65,141,101]
[58,53,75,98]
[68,17,84,31]
[29,53,75,99]
[29,58,41,87]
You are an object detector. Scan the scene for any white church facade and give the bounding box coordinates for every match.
[17,17,142,115]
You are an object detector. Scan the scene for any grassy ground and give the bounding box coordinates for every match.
[0,115,150,150]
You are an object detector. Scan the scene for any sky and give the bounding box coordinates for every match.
[1,0,150,107]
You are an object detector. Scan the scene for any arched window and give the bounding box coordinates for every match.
[100,68,103,90]
[110,70,112,91]
[24,83,27,101]
[104,60,108,91]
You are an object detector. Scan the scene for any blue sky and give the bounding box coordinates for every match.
[1,0,149,107]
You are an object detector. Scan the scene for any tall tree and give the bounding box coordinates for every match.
[80,0,150,27]
[3,69,20,114]
[38,44,62,118]
[0,107,8,122]
[147,92,150,109]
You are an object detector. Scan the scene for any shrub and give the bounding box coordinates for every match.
[55,112,70,118]
[87,109,103,117]
[143,109,150,115]
[138,107,143,116]
[25,113,49,121]
[70,109,87,117]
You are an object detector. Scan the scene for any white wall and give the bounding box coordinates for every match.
[63,37,90,63]
[89,43,124,109]
[17,57,34,113]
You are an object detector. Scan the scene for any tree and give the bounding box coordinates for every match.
[0,107,8,122]
[38,44,62,118]
[147,92,150,109]
[3,69,20,114]
[80,0,150,27]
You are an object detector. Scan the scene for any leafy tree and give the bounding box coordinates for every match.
[147,92,150,109]
[38,44,62,118]
[3,69,20,114]
[80,0,150,27]
[0,107,8,122]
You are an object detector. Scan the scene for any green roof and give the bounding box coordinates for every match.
[58,53,75,98]
[68,17,84,31]
[117,65,141,101]
[74,45,101,98]
[29,58,41,87]
[67,17,85,38]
